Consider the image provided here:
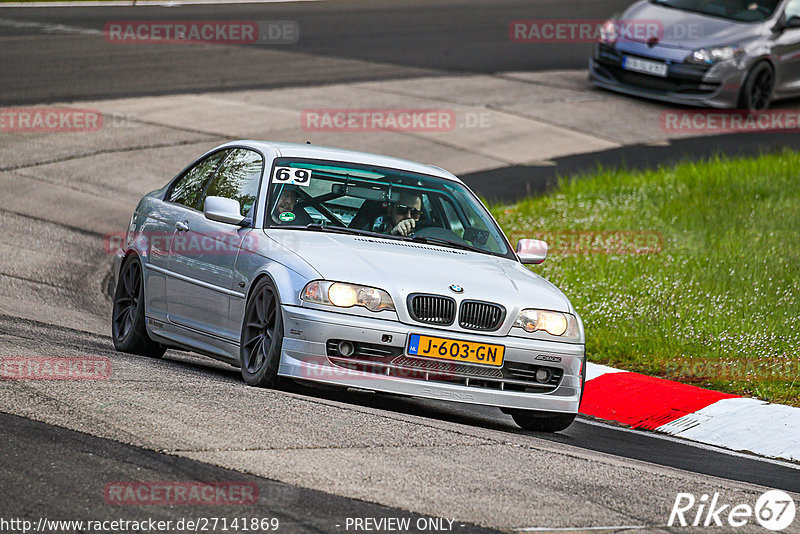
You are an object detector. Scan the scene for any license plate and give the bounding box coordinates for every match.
[622,55,668,77]
[407,334,504,367]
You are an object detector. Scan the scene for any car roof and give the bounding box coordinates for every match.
[218,140,463,184]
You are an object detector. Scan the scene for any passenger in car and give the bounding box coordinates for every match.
[271,188,298,222]
[270,186,313,226]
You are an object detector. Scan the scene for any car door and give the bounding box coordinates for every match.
[145,149,230,323]
[773,0,800,94]
[166,148,264,341]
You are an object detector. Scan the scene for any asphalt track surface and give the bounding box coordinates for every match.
[0,412,498,533]
[463,130,800,201]
[7,1,800,200]
[1,1,800,532]
[0,0,629,104]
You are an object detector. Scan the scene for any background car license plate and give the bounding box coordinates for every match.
[622,56,668,77]
[407,334,504,366]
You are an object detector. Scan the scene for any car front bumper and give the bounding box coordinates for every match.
[589,44,746,109]
[278,304,585,414]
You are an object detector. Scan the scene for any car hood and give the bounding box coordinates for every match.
[266,229,572,313]
[621,0,764,49]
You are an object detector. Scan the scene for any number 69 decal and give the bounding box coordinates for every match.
[272,167,312,186]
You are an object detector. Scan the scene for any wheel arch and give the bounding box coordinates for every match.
[243,262,311,307]
[750,56,776,76]
[739,57,776,107]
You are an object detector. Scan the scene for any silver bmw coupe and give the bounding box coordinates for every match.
[111,141,585,431]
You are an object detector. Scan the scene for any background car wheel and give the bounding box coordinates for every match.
[111,256,166,358]
[240,278,284,388]
[739,61,774,111]
[510,410,576,432]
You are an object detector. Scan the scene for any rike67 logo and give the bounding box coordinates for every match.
[669,490,796,531]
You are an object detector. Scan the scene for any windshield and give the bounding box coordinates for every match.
[650,0,779,21]
[264,157,514,259]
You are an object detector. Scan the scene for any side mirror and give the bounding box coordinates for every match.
[516,239,548,264]
[204,196,246,225]
[777,14,800,31]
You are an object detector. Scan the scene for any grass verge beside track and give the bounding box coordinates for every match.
[493,151,800,406]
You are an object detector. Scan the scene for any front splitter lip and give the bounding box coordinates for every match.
[589,58,741,109]
[280,352,581,413]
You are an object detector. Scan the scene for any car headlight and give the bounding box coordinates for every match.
[300,281,395,312]
[514,309,580,339]
[598,19,619,45]
[685,46,743,65]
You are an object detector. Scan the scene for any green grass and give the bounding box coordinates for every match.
[492,151,800,406]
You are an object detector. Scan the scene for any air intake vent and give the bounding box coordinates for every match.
[458,300,505,331]
[407,294,456,326]
[353,237,467,255]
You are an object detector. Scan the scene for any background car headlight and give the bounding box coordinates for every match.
[514,309,580,339]
[598,19,619,45]
[301,281,395,312]
[685,46,743,65]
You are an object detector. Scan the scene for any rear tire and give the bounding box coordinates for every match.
[111,256,166,358]
[510,410,576,432]
[240,278,284,388]
[739,61,774,111]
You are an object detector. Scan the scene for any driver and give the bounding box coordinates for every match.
[372,192,422,236]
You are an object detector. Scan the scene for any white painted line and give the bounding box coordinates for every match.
[0,0,320,7]
[585,361,628,382]
[513,525,647,532]
[656,397,800,462]
[577,417,800,471]
[0,17,101,35]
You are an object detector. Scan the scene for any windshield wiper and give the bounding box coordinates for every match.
[284,223,405,240]
[299,223,381,237]
[408,235,487,254]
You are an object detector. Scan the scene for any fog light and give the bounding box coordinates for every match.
[535,368,552,383]
[338,341,355,357]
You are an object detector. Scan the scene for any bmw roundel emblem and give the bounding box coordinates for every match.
[449,284,464,294]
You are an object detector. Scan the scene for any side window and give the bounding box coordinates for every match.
[168,150,228,209]
[786,0,800,19]
[201,148,263,217]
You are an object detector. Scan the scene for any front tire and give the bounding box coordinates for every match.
[510,410,576,432]
[240,278,284,388]
[739,61,774,111]
[111,256,166,358]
